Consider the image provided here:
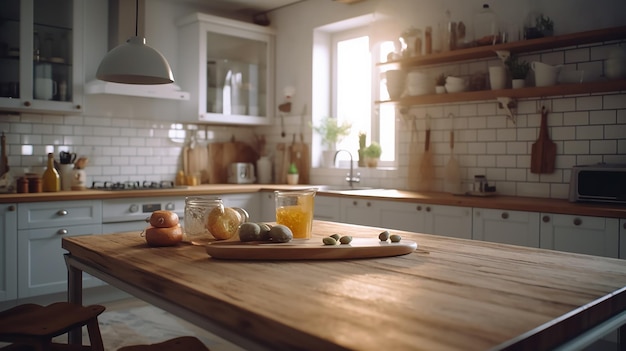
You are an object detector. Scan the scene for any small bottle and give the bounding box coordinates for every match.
[175,170,186,186]
[42,153,60,192]
[424,26,432,55]
[474,4,497,45]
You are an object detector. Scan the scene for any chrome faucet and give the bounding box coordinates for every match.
[333,149,360,188]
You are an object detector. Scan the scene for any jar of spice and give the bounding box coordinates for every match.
[17,177,29,193]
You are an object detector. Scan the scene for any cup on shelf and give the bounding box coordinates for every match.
[384,70,406,99]
[488,66,506,90]
[531,61,562,87]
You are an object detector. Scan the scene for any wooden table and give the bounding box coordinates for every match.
[62,221,626,351]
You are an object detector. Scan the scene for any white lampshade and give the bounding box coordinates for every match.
[96,36,174,85]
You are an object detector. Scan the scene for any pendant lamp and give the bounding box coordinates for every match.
[96,0,174,84]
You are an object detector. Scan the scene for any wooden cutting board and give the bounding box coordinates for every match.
[531,106,556,174]
[209,141,259,183]
[290,133,310,184]
[205,237,418,260]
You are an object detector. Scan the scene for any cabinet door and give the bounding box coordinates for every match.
[17,224,102,297]
[221,193,260,222]
[259,191,276,222]
[339,198,381,228]
[540,214,619,258]
[0,204,18,301]
[177,13,275,125]
[314,195,340,222]
[473,208,540,247]
[379,201,425,233]
[427,205,472,239]
[18,200,102,229]
[0,0,83,114]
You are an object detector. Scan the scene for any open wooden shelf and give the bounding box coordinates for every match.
[378,25,626,69]
[377,80,626,106]
[376,25,626,107]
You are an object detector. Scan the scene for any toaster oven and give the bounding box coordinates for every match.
[568,163,626,204]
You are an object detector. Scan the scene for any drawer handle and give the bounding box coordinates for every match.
[353,201,357,206]
[8,205,16,211]
[426,206,431,212]
[57,209,69,216]
[573,218,582,226]
[57,229,68,235]
[542,215,550,223]
[366,202,371,207]
[501,212,509,219]
[416,205,422,211]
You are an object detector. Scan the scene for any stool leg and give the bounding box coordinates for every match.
[86,317,104,351]
[66,257,83,346]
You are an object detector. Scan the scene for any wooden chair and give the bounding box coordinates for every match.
[0,302,210,351]
[117,336,210,351]
[0,302,105,351]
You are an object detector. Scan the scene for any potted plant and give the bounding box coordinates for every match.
[524,13,554,39]
[505,56,530,88]
[363,142,382,168]
[312,116,352,167]
[435,73,446,94]
[287,162,299,185]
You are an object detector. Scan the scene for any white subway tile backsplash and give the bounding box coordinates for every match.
[576,155,603,165]
[517,182,550,198]
[565,48,589,63]
[496,128,516,141]
[477,129,496,141]
[564,111,589,125]
[564,140,590,154]
[517,127,537,141]
[506,142,526,154]
[590,110,616,124]
[497,155,516,168]
[541,51,565,65]
[550,184,570,199]
[604,94,626,109]
[590,140,617,154]
[552,98,576,112]
[487,142,506,154]
[576,125,604,139]
[506,168,526,181]
[575,96,603,110]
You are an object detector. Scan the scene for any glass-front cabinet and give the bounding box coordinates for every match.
[0,0,83,114]
[177,13,275,125]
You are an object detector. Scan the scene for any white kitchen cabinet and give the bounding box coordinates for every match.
[259,191,276,222]
[0,0,84,114]
[314,195,340,222]
[0,204,18,301]
[339,198,383,228]
[619,219,626,259]
[221,193,261,222]
[177,13,275,125]
[540,213,619,258]
[379,202,472,239]
[473,208,540,247]
[17,200,102,297]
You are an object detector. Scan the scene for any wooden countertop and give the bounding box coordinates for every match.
[1,184,624,219]
[62,221,626,351]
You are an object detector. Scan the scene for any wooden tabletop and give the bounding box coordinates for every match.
[62,221,626,351]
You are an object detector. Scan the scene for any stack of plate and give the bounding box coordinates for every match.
[406,71,432,96]
[445,76,468,93]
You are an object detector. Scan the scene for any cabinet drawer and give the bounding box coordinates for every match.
[18,201,102,229]
[314,196,340,221]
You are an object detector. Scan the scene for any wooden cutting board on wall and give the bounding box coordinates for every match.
[207,140,259,183]
[289,134,310,184]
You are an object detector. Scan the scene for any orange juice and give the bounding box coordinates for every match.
[275,189,315,239]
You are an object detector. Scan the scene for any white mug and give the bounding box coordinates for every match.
[489,66,506,90]
[531,61,562,87]
[34,78,57,100]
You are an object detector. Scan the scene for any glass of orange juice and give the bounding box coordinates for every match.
[274,188,316,239]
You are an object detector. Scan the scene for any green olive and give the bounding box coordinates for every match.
[323,237,338,245]
[330,233,341,241]
[257,223,272,241]
[339,236,352,244]
[238,222,261,242]
[269,225,293,243]
[390,234,402,243]
[379,230,390,241]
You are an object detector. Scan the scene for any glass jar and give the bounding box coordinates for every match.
[474,4,497,45]
[183,197,249,242]
[184,197,224,242]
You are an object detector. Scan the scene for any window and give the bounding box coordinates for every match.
[331,26,396,167]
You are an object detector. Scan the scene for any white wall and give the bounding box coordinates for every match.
[257,0,626,197]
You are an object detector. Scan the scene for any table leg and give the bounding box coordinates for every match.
[65,254,83,345]
[619,324,625,351]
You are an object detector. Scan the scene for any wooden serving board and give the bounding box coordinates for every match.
[205,237,417,260]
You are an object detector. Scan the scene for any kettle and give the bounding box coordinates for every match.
[227,163,256,184]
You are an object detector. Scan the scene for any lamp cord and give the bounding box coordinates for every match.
[135,0,139,36]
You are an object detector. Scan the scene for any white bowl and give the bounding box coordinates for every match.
[445,76,465,85]
[445,82,467,93]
